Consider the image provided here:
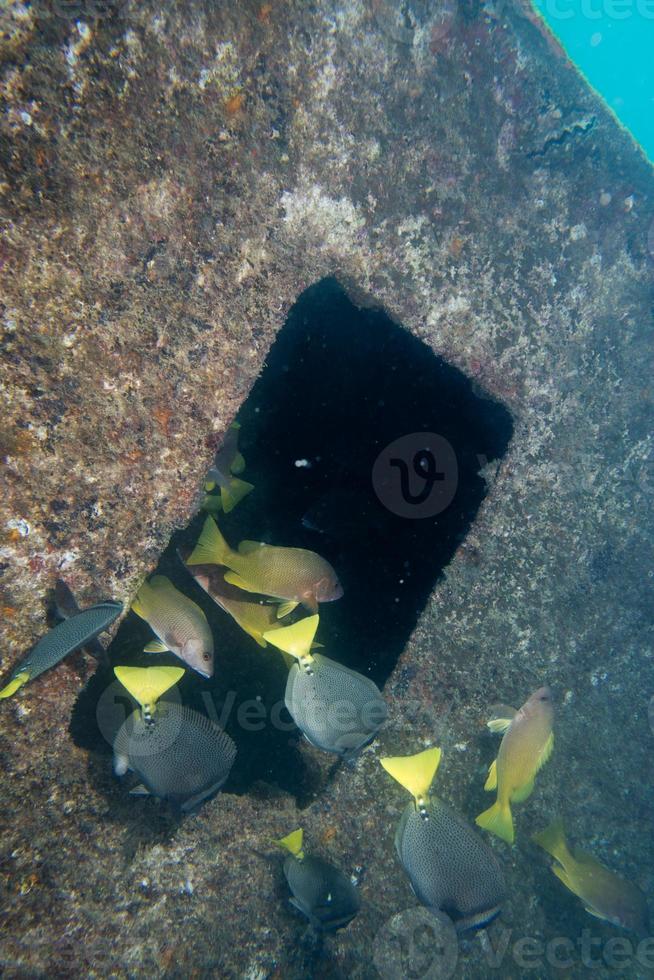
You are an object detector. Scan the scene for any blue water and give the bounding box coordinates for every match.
[533,0,654,163]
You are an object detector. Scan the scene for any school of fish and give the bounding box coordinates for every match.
[0,422,648,940]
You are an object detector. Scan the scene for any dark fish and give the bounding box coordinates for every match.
[113,702,236,812]
[381,748,506,932]
[54,579,107,660]
[276,828,360,931]
[263,615,387,759]
[204,422,254,514]
[0,599,123,699]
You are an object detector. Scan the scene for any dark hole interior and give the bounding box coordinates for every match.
[71,277,513,807]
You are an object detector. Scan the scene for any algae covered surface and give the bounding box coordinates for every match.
[1,0,653,977]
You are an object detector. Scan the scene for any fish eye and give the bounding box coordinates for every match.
[202,653,211,662]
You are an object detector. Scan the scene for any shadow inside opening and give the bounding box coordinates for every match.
[72,277,513,806]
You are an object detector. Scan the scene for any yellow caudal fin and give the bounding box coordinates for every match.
[201,493,223,514]
[484,758,498,791]
[532,818,570,865]
[231,451,246,475]
[275,827,304,858]
[114,665,184,713]
[220,477,254,514]
[380,747,442,803]
[0,670,30,699]
[263,615,319,663]
[475,800,514,844]
[187,516,232,566]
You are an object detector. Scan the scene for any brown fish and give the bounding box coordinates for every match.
[204,422,254,514]
[187,517,343,614]
[179,552,286,648]
[131,575,214,678]
[476,686,554,844]
[534,819,650,935]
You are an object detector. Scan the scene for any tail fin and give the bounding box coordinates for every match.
[114,665,184,713]
[0,670,30,699]
[187,516,232,566]
[532,818,570,864]
[263,615,319,663]
[201,493,223,515]
[380,747,442,803]
[275,827,304,858]
[475,800,514,844]
[220,477,254,514]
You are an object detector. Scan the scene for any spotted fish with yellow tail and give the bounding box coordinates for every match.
[188,516,343,615]
[533,819,649,934]
[112,665,236,812]
[203,422,254,514]
[275,827,360,931]
[381,748,506,932]
[0,598,122,699]
[131,575,214,678]
[475,686,554,845]
[263,615,386,759]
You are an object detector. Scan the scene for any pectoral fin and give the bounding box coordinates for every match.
[277,600,299,619]
[223,571,260,594]
[143,640,169,654]
[486,704,517,732]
